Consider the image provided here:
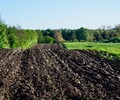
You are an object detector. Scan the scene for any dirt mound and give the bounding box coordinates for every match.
[32,44,63,49]
[0,47,120,100]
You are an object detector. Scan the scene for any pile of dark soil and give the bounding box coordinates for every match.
[0,46,120,100]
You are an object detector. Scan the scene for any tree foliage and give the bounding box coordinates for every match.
[0,21,9,48]
[44,36,54,44]
[1,16,120,49]
[7,26,18,48]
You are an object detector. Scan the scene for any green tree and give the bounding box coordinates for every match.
[36,30,44,43]
[7,26,18,48]
[76,27,89,41]
[61,29,69,40]
[0,22,9,48]
[70,31,77,41]
[44,36,54,43]
[16,29,38,48]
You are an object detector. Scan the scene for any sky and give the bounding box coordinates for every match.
[0,0,120,29]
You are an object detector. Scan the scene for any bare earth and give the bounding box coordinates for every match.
[0,44,120,100]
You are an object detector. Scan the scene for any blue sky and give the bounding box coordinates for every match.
[0,0,120,29]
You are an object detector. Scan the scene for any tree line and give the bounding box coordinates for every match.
[1,17,120,48]
[0,18,38,48]
[37,26,120,43]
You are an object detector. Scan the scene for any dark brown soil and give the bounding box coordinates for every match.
[0,44,120,100]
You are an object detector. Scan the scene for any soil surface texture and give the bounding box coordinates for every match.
[0,44,120,100]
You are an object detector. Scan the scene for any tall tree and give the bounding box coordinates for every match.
[7,26,18,48]
[0,21,9,48]
[76,27,89,41]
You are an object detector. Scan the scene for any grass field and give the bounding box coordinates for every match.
[63,42,120,55]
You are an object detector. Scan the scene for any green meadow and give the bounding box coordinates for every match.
[63,42,120,55]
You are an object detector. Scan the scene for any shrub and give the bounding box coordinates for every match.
[44,36,54,44]
[109,37,120,43]
[0,23,9,48]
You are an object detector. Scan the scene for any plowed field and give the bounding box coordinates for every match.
[0,44,120,100]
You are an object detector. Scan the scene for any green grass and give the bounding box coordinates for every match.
[63,42,120,55]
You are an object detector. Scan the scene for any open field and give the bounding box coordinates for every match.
[63,42,120,55]
[0,44,120,99]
